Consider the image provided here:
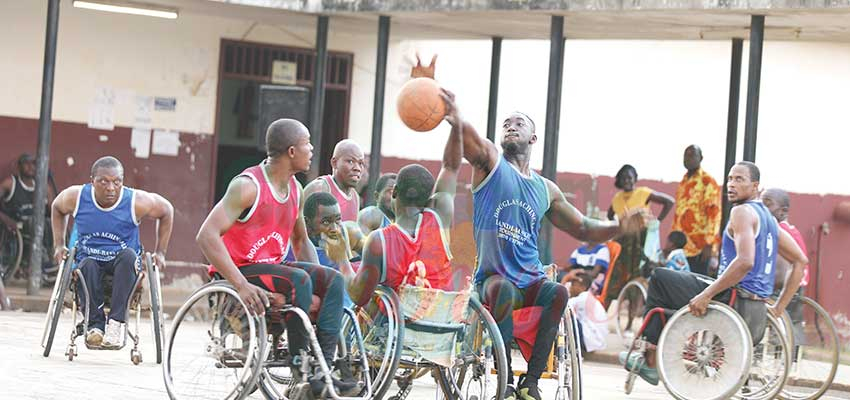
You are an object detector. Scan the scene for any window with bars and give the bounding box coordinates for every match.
[220,39,352,90]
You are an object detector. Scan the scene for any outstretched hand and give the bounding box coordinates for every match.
[439,88,461,126]
[410,53,437,79]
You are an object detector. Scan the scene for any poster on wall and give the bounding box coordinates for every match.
[152,129,180,156]
[272,61,297,85]
[131,128,151,159]
[88,87,115,131]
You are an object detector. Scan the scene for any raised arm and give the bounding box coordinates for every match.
[545,179,641,243]
[771,227,808,317]
[429,89,464,224]
[196,177,269,315]
[50,185,82,264]
[689,205,756,316]
[290,181,319,264]
[135,190,174,269]
[648,190,675,221]
[347,230,384,307]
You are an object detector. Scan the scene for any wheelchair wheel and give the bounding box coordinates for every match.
[556,308,582,400]
[0,226,23,283]
[163,281,267,400]
[615,280,647,348]
[41,250,74,357]
[737,311,791,400]
[145,253,165,364]
[435,295,508,400]
[657,302,753,400]
[345,285,404,400]
[778,296,840,400]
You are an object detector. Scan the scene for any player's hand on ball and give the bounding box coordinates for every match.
[410,52,437,79]
[440,88,460,126]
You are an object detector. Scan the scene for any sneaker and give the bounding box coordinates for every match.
[503,384,516,400]
[85,328,103,347]
[102,319,125,349]
[516,374,542,400]
[619,351,659,386]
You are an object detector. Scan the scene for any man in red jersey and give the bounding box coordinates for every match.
[304,139,365,223]
[345,89,469,307]
[196,118,357,396]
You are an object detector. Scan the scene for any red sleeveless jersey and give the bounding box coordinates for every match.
[321,175,359,222]
[379,209,455,290]
[211,164,300,273]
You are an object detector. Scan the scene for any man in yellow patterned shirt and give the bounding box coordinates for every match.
[672,145,721,276]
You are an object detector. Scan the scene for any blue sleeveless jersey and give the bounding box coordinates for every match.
[473,157,550,288]
[74,184,141,263]
[719,200,779,298]
[380,212,392,228]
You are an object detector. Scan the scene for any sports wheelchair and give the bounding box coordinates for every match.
[41,248,164,365]
[622,277,793,400]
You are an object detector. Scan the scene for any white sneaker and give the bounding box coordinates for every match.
[86,328,104,347]
[102,319,125,349]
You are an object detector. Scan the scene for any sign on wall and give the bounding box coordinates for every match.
[271,61,297,85]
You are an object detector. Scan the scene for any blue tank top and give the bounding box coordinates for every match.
[73,184,141,263]
[719,200,779,298]
[473,157,550,288]
[380,212,391,228]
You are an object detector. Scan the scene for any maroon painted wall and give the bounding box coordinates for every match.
[0,115,214,271]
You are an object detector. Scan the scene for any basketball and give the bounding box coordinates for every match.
[397,77,446,132]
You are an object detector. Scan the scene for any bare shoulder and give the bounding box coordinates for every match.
[728,203,757,232]
[303,177,328,194]
[0,176,12,190]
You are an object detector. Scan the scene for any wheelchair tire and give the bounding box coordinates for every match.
[145,252,164,364]
[615,280,647,348]
[357,285,404,400]
[658,301,753,400]
[778,296,840,400]
[557,308,582,400]
[0,227,23,283]
[163,281,266,400]
[737,311,791,400]
[42,249,74,357]
[435,295,508,400]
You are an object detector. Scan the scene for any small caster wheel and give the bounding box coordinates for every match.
[66,345,77,361]
[625,373,636,395]
[288,382,314,400]
[131,350,142,365]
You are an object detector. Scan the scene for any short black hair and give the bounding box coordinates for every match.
[395,164,435,207]
[573,271,593,290]
[736,161,760,182]
[668,231,688,250]
[91,156,123,177]
[614,164,637,190]
[266,119,308,158]
[375,173,397,194]
[304,191,338,221]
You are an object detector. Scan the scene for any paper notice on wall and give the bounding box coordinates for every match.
[88,87,116,130]
[131,128,151,159]
[134,95,154,129]
[152,129,180,156]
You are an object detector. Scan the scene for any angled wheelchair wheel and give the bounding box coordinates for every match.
[616,280,647,348]
[737,312,791,400]
[0,226,23,283]
[657,302,753,400]
[346,285,404,400]
[435,295,508,400]
[42,249,75,357]
[556,308,582,400]
[145,252,165,364]
[163,281,266,400]
[778,296,840,400]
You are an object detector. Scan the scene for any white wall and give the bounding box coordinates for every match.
[381,39,850,195]
[2,0,848,195]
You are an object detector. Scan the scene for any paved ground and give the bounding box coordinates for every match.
[2,310,848,399]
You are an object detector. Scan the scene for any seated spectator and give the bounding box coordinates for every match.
[566,272,608,353]
[560,241,610,296]
[663,231,690,273]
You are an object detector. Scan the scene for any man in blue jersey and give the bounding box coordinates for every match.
[51,156,174,349]
[357,173,397,237]
[621,161,808,386]
[433,87,644,400]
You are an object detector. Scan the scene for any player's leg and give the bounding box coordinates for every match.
[76,256,106,345]
[479,274,523,394]
[103,248,139,347]
[519,279,569,400]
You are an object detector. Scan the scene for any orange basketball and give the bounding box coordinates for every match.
[396,77,446,132]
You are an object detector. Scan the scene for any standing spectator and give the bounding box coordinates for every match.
[672,145,721,276]
[605,164,673,304]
